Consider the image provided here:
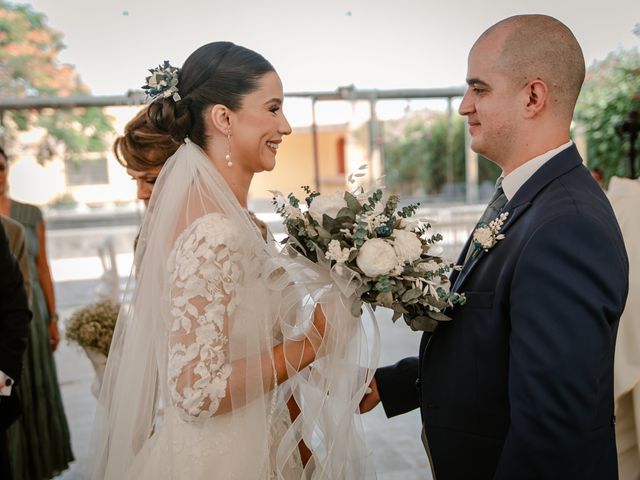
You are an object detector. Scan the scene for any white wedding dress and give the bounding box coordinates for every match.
[124,213,302,479]
[89,140,378,480]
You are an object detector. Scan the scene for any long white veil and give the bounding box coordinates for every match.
[89,139,380,479]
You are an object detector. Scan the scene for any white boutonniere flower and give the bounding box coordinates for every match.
[471,211,509,257]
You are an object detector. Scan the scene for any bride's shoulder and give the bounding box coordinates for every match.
[174,212,241,252]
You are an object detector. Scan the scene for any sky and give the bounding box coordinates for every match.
[21,0,640,126]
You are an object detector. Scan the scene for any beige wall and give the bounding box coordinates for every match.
[8,106,350,209]
[250,125,348,200]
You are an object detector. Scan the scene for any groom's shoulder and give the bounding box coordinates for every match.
[535,164,608,217]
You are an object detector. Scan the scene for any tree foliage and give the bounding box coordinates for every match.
[383,114,500,197]
[575,47,640,180]
[0,1,113,155]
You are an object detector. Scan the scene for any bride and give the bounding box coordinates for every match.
[89,42,377,479]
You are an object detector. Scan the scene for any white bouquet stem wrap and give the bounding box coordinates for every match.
[267,246,380,478]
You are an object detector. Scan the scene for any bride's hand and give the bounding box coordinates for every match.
[312,304,326,339]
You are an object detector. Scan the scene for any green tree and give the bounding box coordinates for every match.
[575,47,640,180]
[384,113,500,197]
[0,1,113,156]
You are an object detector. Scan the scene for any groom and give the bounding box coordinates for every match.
[361,14,629,479]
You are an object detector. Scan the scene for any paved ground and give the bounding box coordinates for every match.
[53,277,433,479]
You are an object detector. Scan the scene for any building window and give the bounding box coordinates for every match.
[337,137,346,174]
[65,155,109,186]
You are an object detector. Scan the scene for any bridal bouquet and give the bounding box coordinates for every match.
[272,180,465,332]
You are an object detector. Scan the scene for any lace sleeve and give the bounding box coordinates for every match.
[166,213,243,420]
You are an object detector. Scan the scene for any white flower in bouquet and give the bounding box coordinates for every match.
[399,217,422,231]
[356,238,397,277]
[284,204,305,221]
[270,190,305,222]
[325,239,354,264]
[308,192,348,224]
[392,229,423,264]
[417,260,441,273]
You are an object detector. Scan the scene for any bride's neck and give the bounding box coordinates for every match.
[218,166,252,209]
[205,143,252,208]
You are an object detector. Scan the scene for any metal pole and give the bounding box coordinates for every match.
[446,97,454,187]
[311,97,320,191]
[465,125,479,204]
[369,93,378,190]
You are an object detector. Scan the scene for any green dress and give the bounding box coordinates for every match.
[8,201,74,479]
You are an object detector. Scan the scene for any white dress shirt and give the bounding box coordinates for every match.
[501,141,574,201]
[0,370,13,396]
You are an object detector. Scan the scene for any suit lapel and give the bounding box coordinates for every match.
[452,202,530,292]
[451,145,584,294]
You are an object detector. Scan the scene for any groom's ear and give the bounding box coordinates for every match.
[209,104,232,136]
[522,79,548,118]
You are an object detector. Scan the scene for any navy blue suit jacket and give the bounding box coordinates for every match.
[376,145,629,479]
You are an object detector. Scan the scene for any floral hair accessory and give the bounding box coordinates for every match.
[142,60,181,102]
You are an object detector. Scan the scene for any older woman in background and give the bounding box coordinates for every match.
[114,106,269,240]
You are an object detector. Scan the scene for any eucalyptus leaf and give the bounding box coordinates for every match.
[334,207,352,218]
[427,297,449,311]
[344,192,363,214]
[406,315,439,332]
[316,226,332,240]
[401,288,422,302]
[322,214,339,233]
[376,291,394,308]
[427,311,453,322]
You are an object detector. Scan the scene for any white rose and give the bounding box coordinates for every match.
[308,192,348,224]
[399,218,420,231]
[356,238,397,277]
[284,204,304,221]
[417,260,440,273]
[392,230,423,264]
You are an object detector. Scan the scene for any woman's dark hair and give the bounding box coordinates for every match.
[147,42,275,149]
[114,106,180,171]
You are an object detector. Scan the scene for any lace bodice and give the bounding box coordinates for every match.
[166,213,243,419]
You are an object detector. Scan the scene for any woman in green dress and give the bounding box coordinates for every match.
[0,147,73,479]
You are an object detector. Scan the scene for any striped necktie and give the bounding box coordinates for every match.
[463,177,507,264]
[477,176,507,227]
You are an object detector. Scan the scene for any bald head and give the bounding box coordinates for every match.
[475,15,585,118]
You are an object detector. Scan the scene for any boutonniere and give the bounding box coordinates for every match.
[471,211,509,258]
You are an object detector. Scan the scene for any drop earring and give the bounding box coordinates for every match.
[225,130,233,168]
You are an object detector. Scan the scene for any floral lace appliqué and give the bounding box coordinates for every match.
[166,213,243,420]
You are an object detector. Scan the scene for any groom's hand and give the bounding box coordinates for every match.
[359,376,381,413]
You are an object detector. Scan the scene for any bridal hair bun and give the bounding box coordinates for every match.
[147,42,275,148]
[142,61,181,102]
[147,95,193,144]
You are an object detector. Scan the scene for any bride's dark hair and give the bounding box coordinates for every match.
[147,42,274,148]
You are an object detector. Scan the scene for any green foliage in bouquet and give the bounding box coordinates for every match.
[65,300,119,356]
[272,181,466,332]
